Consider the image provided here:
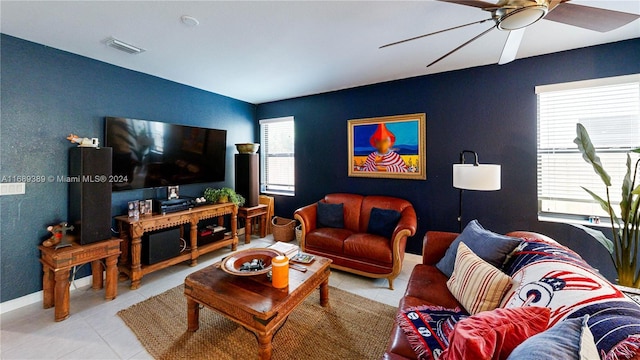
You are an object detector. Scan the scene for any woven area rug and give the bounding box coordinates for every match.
[118,285,396,360]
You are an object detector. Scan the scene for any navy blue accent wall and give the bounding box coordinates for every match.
[0,35,256,302]
[257,38,640,282]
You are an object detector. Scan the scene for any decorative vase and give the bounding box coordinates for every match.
[235,143,260,154]
[271,255,289,289]
[218,196,229,204]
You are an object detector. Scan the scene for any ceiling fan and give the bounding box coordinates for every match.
[380,0,640,67]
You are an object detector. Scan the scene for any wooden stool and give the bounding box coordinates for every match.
[238,204,268,244]
[39,238,121,321]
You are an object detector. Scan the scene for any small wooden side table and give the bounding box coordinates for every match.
[238,204,268,244]
[39,238,121,321]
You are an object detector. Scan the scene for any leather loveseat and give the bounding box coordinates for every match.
[294,193,417,289]
[384,230,640,360]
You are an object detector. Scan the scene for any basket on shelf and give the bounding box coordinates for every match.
[272,217,296,242]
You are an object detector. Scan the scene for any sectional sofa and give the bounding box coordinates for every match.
[384,223,640,360]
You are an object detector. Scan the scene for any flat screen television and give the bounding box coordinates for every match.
[105,117,227,191]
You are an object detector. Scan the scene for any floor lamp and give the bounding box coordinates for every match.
[453,150,501,232]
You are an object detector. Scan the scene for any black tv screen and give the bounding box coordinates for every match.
[105,117,226,191]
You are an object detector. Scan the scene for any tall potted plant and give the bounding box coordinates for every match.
[573,123,640,288]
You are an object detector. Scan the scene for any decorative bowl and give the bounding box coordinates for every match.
[235,143,260,154]
[220,248,283,276]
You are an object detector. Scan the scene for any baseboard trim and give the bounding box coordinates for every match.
[0,274,93,315]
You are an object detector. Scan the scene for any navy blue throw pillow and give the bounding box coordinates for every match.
[435,220,522,277]
[317,201,344,229]
[367,207,402,239]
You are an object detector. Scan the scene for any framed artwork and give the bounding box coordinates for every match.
[348,113,426,180]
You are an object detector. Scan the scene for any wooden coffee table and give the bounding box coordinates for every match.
[184,255,332,360]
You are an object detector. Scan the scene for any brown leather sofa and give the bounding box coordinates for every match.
[294,193,417,289]
[384,230,640,360]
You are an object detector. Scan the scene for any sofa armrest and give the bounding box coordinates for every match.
[293,203,318,251]
[422,231,459,265]
[386,206,418,282]
[391,206,417,241]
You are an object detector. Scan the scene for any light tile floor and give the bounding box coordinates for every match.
[0,235,422,359]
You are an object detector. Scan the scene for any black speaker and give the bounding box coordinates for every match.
[235,154,259,207]
[142,228,181,265]
[69,147,113,245]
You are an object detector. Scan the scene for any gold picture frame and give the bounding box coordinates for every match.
[348,113,426,180]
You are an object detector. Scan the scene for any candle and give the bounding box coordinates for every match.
[271,255,289,289]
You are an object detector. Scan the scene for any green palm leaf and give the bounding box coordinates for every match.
[570,224,614,255]
[582,186,620,227]
[621,154,632,221]
[574,123,611,186]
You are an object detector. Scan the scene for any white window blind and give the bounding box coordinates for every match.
[260,117,295,195]
[536,74,640,220]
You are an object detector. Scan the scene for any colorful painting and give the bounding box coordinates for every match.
[348,113,426,180]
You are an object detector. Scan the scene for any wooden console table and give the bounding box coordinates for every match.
[115,203,238,289]
[39,238,121,321]
[238,204,268,244]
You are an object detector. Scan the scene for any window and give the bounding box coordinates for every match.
[536,74,640,223]
[260,117,295,195]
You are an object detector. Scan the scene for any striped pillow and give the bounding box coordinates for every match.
[447,242,513,314]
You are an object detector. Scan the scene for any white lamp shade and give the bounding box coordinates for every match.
[453,164,501,191]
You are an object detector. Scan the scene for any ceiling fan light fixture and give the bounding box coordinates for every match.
[497,5,548,30]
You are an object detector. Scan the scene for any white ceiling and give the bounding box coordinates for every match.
[2,1,639,104]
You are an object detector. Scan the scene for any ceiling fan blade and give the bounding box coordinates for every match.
[544,3,640,32]
[427,25,495,67]
[380,18,493,49]
[498,28,525,65]
[437,0,498,10]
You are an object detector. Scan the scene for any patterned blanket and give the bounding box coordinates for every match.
[396,305,468,360]
[398,237,640,360]
[502,238,640,360]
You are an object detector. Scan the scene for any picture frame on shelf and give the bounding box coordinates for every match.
[168,186,179,200]
[127,201,140,219]
[348,113,426,180]
[139,199,153,216]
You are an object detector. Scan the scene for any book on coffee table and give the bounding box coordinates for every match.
[290,253,315,264]
[268,241,299,259]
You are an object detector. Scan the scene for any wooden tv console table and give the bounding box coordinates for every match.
[116,203,238,289]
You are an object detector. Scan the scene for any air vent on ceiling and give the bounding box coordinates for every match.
[104,37,145,54]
